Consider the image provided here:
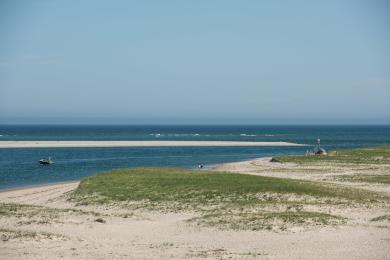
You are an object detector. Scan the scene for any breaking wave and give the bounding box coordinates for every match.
[240,134,257,137]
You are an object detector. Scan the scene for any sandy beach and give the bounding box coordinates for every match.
[1,154,389,260]
[0,140,302,148]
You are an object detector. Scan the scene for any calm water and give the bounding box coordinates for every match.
[0,125,389,190]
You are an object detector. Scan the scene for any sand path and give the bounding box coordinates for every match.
[213,157,390,193]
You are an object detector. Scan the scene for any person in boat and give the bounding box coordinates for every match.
[39,157,54,165]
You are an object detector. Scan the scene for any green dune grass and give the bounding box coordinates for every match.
[68,167,386,230]
[71,168,380,205]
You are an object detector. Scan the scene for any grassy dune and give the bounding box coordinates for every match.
[72,168,380,204]
[70,166,386,230]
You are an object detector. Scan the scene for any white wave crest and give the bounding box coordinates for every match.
[240,134,257,137]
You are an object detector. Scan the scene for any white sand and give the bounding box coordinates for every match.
[0,140,303,148]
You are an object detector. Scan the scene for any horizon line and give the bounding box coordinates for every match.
[1,123,389,126]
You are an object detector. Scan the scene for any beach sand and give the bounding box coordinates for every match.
[1,158,389,259]
[0,140,302,148]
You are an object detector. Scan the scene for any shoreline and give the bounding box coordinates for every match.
[0,140,304,148]
[0,161,232,192]
[2,150,388,195]
[0,156,260,193]
[0,180,80,194]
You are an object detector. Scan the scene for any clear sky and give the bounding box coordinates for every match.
[0,0,389,124]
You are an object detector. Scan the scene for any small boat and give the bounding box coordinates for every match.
[39,157,54,165]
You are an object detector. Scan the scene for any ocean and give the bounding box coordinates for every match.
[0,125,389,190]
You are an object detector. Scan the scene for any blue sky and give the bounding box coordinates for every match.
[0,0,389,124]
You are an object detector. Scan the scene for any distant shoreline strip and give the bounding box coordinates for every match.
[0,141,304,148]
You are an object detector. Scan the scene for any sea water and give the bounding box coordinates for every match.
[0,125,389,190]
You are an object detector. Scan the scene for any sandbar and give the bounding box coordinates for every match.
[0,140,303,148]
